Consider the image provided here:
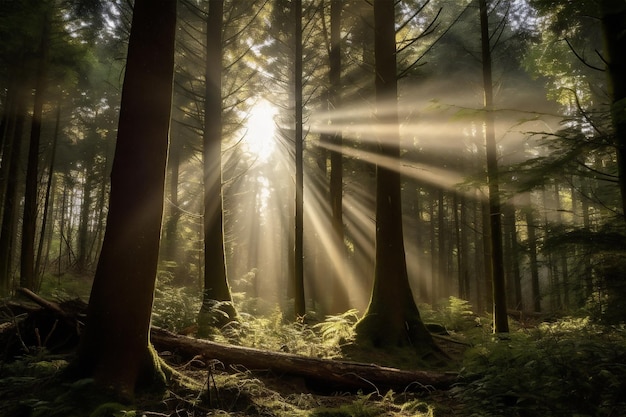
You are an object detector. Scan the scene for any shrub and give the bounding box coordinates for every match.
[451,318,626,416]
[151,271,202,332]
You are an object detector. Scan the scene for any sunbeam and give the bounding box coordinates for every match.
[242,99,278,162]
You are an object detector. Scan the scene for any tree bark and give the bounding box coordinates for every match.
[21,13,50,291]
[74,0,177,399]
[328,0,350,314]
[293,0,306,319]
[150,327,456,392]
[199,0,236,334]
[0,86,26,296]
[600,0,626,220]
[479,0,508,333]
[355,0,434,351]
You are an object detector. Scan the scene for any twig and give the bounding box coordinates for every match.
[17,288,65,316]
[43,319,59,348]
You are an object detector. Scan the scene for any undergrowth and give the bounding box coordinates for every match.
[8,275,626,416]
[452,318,626,416]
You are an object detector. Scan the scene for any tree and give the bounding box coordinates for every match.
[73,0,177,398]
[20,8,51,291]
[354,0,434,350]
[326,0,350,313]
[479,0,508,333]
[600,0,626,219]
[293,0,306,319]
[198,0,237,334]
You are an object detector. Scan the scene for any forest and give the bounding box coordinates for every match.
[1,0,626,416]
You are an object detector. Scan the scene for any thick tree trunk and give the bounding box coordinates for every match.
[74,0,177,399]
[355,0,434,351]
[600,0,626,220]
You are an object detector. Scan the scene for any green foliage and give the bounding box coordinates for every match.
[452,318,626,416]
[38,273,93,301]
[585,254,626,324]
[89,402,135,417]
[212,298,361,359]
[221,306,335,358]
[312,309,359,346]
[399,399,434,416]
[0,355,141,417]
[420,297,480,333]
[310,393,382,417]
[151,271,202,332]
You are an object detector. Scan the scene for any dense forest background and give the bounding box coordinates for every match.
[1,0,626,414]
[2,0,624,321]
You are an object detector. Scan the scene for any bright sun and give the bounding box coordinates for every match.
[243,100,277,162]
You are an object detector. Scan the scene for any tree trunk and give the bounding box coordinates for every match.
[76,165,94,272]
[293,0,306,319]
[328,0,350,314]
[355,0,434,351]
[73,0,177,399]
[600,0,626,220]
[199,0,236,335]
[20,14,50,291]
[437,189,447,298]
[427,192,436,303]
[554,184,570,310]
[150,327,456,392]
[35,102,60,284]
[0,87,27,296]
[479,0,508,333]
[162,131,182,274]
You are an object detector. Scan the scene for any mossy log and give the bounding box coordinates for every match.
[150,327,457,393]
[5,289,457,393]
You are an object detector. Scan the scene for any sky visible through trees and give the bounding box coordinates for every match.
[1,0,625,335]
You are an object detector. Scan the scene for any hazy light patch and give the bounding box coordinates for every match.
[404,241,433,301]
[221,107,294,306]
[316,139,465,192]
[242,100,278,162]
[304,171,369,310]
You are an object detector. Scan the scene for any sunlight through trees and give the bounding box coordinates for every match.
[1,0,626,408]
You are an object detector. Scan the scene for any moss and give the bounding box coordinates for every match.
[89,402,135,417]
[135,344,168,394]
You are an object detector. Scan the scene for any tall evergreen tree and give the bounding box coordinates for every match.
[479,0,508,333]
[73,0,177,397]
[198,0,237,334]
[354,0,435,351]
[293,0,306,319]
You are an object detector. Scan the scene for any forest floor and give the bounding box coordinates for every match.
[0,346,468,417]
[3,280,626,416]
[0,291,470,417]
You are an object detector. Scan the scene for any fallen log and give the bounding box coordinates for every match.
[151,327,458,393]
[6,289,458,392]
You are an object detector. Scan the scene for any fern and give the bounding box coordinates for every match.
[313,309,359,345]
[453,318,626,416]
